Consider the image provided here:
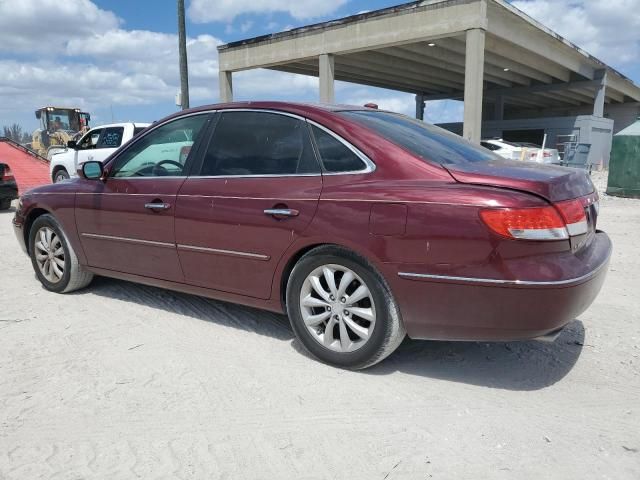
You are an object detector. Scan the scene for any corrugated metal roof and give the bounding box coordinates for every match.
[615,119,640,136]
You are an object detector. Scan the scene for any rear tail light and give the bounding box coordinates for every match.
[480,197,591,241]
[543,151,552,158]
[555,199,588,236]
[480,206,568,241]
[1,166,14,181]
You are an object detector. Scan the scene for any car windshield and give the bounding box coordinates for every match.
[339,110,498,165]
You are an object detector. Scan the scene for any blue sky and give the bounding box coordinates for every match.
[1,0,639,132]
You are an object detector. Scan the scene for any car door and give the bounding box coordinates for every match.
[75,113,211,282]
[175,110,323,299]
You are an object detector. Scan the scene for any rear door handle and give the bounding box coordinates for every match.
[145,202,171,211]
[264,208,299,218]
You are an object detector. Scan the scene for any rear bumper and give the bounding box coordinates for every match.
[391,231,612,341]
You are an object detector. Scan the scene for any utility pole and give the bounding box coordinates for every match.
[177,0,190,110]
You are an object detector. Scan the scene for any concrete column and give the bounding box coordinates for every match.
[494,95,504,121]
[463,28,486,143]
[593,70,607,117]
[415,94,426,120]
[219,70,233,102]
[319,53,335,103]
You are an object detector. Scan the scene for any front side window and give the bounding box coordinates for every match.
[78,129,103,149]
[310,125,367,173]
[110,114,208,178]
[199,111,319,176]
[97,127,124,149]
[339,111,498,165]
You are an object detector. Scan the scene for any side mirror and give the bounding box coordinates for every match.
[67,140,77,149]
[81,161,104,180]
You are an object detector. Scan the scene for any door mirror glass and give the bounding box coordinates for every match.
[82,161,103,180]
[67,140,77,149]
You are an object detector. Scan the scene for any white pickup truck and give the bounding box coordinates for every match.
[49,122,150,183]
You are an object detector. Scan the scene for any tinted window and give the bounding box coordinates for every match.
[310,125,366,173]
[111,114,208,178]
[340,111,498,165]
[199,111,319,176]
[133,127,147,137]
[97,127,124,148]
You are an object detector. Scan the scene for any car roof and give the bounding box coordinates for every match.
[178,101,382,116]
[90,122,151,129]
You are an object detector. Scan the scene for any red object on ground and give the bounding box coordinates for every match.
[0,142,50,193]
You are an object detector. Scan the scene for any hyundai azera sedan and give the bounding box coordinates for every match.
[13,102,611,369]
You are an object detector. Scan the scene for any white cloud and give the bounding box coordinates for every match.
[0,0,120,54]
[187,0,348,23]
[512,0,640,67]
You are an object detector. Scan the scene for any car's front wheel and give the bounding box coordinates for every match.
[29,214,93,293]
[53,168,70,183]
[286,246,405,370]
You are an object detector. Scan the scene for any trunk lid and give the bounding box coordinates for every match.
[444,160,594,202]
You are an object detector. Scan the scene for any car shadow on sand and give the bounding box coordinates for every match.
[366,320,586,391]
[86,276,585,391]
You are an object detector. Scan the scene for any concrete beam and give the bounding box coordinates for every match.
[463,28,485,144]
[218,1,487,71]
[297,57,464,92]
[437,36,556,83]
[487,4,595,79]
[483,35,571,82]
[219,70,233,102]
[593,70,607,117]
[344,52,467,89]
[271,63,445,96]
[392,43,517,87]
[416,94,426,120]
[319,54,335,103]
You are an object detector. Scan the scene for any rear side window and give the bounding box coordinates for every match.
[133,127,147,137]
[97,127,124,148]
[199,111,320,176]
[310,125,367,173]
[339,111,497,165]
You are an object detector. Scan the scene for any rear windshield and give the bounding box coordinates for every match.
[339,110,497,165]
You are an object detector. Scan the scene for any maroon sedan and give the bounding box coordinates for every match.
[13,102,611,369]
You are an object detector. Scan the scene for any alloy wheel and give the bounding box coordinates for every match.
[34,226,65,283]
[299,264,376,353]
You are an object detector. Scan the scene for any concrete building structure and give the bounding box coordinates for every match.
[217,0,640,167]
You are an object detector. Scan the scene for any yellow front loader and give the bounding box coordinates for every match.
[31,107,91,159]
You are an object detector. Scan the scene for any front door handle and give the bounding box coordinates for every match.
[264,208,299,218]
[145,202,171,211]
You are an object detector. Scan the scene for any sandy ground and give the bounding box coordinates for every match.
[1,171,639,479]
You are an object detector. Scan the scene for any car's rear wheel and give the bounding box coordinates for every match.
[0,198,11,210]
[286,246,405,370]
[29,214,93,293]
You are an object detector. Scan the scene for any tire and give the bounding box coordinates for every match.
[28,214,93,293]
[286,245,405,370]
[0,198,11,210]
[53,168,70,183]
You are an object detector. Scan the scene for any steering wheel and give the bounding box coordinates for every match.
[157,159,183,169]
